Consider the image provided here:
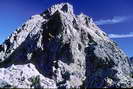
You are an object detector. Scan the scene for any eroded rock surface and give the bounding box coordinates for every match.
[0,3,132,88]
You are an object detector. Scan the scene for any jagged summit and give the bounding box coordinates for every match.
[41,3,74,16]
[0,3,133,88]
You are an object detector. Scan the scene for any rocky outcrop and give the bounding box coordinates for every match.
[0,3,132,88]
[129,57,133,75]
[0,63,56,88]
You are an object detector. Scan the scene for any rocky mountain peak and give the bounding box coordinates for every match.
[41,3,74,17]
[0,3,133,88]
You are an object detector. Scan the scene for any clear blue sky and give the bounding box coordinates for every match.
[0,0,133,57]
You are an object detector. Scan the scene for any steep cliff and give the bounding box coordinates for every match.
[0,3,132,88]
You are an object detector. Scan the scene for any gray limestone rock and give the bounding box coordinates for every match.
[0,3,132,88]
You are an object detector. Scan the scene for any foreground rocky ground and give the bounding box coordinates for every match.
[0,3,133,88]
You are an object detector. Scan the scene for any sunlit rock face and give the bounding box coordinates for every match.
[0,3,132,88]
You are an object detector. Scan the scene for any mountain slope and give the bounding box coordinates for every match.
[0,3,132,88]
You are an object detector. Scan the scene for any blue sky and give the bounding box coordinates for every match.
[0,0,133,57]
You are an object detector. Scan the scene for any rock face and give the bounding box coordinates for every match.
[129,57,133,74]
[0,3,132,88]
